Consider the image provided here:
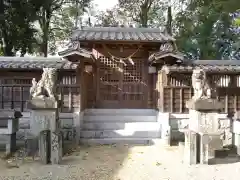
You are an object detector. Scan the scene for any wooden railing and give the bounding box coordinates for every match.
[163,86,192,113]
[0,73,80,113]
[162,72,240,113]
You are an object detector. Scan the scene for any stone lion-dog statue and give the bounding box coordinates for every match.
[192,68,213,100]
[30,68,57,100]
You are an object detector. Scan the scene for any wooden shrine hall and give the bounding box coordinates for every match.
[0,27,239,114]
[0,27,240,145]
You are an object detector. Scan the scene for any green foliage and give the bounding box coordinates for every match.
[0,0,92,57]
[175,0,240,60]
[234,17,240,26]
[35,0,92,56]
[95,6,126,27]
[118,0,167,27]
[95,0,168,28]
[0,0,42,56]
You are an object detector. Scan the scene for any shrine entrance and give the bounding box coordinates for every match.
[97,56,147,109]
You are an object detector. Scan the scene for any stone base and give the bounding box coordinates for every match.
[188,110,219,133]
[27,97,62,164]
[26,97,58,110]
[186,99,224,111]
[38,130,63,164]
[199,132,222,164]
[183,130,223,165]
[30,110,59,135]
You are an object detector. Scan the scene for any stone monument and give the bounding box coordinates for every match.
[27,68,62,164]
[184,68,224,165]
[233,111,240,155]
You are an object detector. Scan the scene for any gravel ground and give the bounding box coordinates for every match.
[0,142,240,180]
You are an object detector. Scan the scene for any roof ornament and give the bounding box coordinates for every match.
[159,42,174,52]
[67,41,81,50]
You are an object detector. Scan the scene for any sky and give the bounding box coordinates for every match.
[93,0,118,11]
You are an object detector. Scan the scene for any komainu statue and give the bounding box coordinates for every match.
[192,68,213,100]
[30,68,57,100]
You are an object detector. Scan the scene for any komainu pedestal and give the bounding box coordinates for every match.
[183,68,224,165]
[27,98,62,164]
[185,99,224,165]
[27,67,62,164]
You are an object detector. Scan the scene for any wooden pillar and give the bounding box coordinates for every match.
[143,56,149,108]
[75,62,82,111]
[92,60,97,108]
[96,58,100,108]
[79,60,84,111]
[157,69,167,112]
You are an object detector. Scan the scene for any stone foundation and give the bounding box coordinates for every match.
[168,113,232,146]
[0,112,80,146]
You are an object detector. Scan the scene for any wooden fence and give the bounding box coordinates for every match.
[0,71,80,112]
[162,72,240,113]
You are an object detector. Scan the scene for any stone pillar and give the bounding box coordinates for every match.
[27,98,62,164]
[233,120,240,155]
[51,131,63,164]
[159,113,171,145]
[0,110,22,155]
[183,130,198,164]
[73,111,81,145]
[39,130,51,164]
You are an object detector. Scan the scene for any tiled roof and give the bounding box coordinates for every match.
[149,43,181,60]
[193,60,240,66]
[58,41,92,58]
[162,60,240,73]
[0,57,78,70]
[71,27,175,42]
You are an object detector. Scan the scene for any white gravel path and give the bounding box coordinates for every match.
[0,143,240,180]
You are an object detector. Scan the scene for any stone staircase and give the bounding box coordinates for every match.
[80,109,160,145]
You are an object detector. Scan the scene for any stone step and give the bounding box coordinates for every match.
[84,109,157,116]
[83,115,157,122]
[81,130,160,139]
[82,122,161,131]
[80,138,156,145]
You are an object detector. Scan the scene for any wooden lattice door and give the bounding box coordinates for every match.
[122,59,146,108]
[98,56,121,108]
[98,56,147,108]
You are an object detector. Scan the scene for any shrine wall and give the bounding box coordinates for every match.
[0,112,82,144]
